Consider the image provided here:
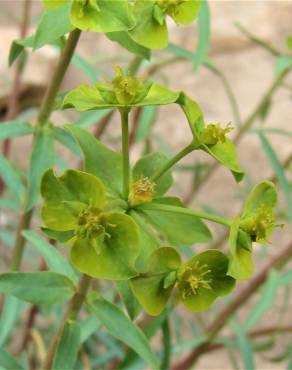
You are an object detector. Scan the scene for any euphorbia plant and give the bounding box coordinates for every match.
[0,1,281,369]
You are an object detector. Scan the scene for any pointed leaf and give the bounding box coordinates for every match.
[0,121,33,140]
[0,349,24,370]
[0,272,75,304]
[89,297,159,370]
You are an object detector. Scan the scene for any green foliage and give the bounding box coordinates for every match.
[89,297,159,369]
[0,272,75,304]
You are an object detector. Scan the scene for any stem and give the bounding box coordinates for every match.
[171,241,292,370]
[151,143,196,183]
[129,55,143,75]
[37,29,81,126]
[44,274,91,370]
[137,203,231,227]
[120,108,130,200]
[9,209,33,271]
[9,29,82,272]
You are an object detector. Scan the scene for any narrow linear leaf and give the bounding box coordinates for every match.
[22,230,78,283]
[135,106,157,143]
[73,109,112,128]
[193,0,210,70]
[0,153,25,204]
[52,321,81,370]
[0,349,24,370]
[89,298,159,370]
[26,127,56,211]
[116,280,141,320]
[53,126,82,157]
[258,133,292,223]
[0,121,33,140]
[0,272,75,304]
[0,297,25,346]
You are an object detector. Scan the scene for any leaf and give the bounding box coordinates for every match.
[0,121,33,140]
[89,297,159,370]
[22,230,78,283]
[70,0,135,33]
[133,152,173,196]
[42,0,68,8]
[275,56,292,77]
[0,272,75,304]
[65,125,123,197]
[52,321,81,370]
[129,210,160,271]
[0,153,25,204]
[116,280,141,320]
[258,133,292,223]
[72,53,97,82]
[135,106,157,143]
[8,36,34,66]
[73,109,112,128]
[70,213,139,280]
[0,349,24,370]
[53,126,82,157]
[34,2,73,49]
[193,0,210,70]
[25,126,56,211]
[230,319,255,370]
[0,297,24,346]
[138,197,212,246]
[227,216,253,280]
[106,31,150,60]
[130,247,181,316]
[244,270,280,331]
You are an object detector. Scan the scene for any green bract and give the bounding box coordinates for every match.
[63,66,179,110]
[40,168,140,280]
[129,0,201,49]
[42,0,135,33]
[177,93,244,182]
[130,248,235,315]
[228,181,278,280]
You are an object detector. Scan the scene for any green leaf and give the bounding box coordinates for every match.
[178,250,235,312]
[244,271,280,331]
[52,321,81,370]
[42,0,68,8]
[0,121,33,140]
[129,210,160,271]
[0,349,24,370]
[131,247,181,316]
[8,36,34,66]
[106,31,150,60]
[116,280,141,320]
[129,1,168,49]
[72,53,97,82]
[70,0,135,33]
[0,272,75,304]
[0,297,24,346]
[133,152,173,196]
[65,125,123,196]
[89,297,159,370]
[135,106,157,142]
[258,134,292,223]
[193,0,210,70]
[73,109,112,128]
[230,319,255,370]
[227,216,253,280]
[22,230,78,283]
[34,2,73,49]
[0,153,25,204]
[275,56,292,77]
[53,126,82,157]
[70,213,139,280]
[26,125,56,211]
[138,197,212,246]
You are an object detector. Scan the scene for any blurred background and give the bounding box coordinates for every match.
[1,1,292,369]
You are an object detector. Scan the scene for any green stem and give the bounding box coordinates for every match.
[44,274,91,370]
[151,143,196,183]
[137,203,231,227]
[120,108,130,200]
[37,29,81,126]
[9,29,82,272]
